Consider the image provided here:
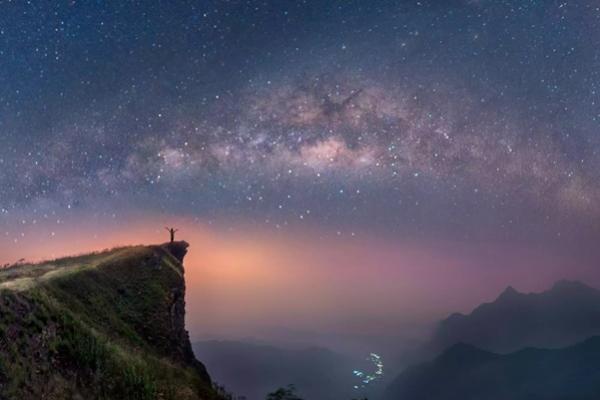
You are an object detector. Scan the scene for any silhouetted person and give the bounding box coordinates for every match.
[165,227,178,243]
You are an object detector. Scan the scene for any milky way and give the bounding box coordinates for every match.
[1,0,600,246]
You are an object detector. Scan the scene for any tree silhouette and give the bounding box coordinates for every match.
[266,385,303,400]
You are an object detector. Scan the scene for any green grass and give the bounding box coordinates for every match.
[0,243,224,400]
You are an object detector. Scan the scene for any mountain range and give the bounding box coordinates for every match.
[384,280,600,400]
[384,336,600,400]
[429,280,600,354]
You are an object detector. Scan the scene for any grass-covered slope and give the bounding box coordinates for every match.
[0,241,222,400]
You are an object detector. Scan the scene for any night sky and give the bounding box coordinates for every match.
[1,1,600,351]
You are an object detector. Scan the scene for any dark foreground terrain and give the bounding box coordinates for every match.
[0,241,223,399]
[384,336,600,400]
[384,281,600,400]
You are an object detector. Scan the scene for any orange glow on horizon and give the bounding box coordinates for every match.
[2,214,600,350]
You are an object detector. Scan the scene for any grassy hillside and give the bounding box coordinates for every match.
[0,241,223,400]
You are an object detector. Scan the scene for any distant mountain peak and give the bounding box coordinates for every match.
[496,285,521,300]
[431,280,600,354]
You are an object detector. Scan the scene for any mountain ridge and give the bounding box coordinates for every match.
[430,280,600,354]
[384,335,600,400]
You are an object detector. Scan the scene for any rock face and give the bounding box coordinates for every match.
[159,242,212,383]
[0,242,222,400]
[165,240,190,264]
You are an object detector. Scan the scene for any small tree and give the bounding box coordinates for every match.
[266,385,303,400]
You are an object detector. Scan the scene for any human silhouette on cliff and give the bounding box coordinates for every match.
[165,227,178,243]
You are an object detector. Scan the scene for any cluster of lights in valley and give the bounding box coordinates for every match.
[353,353,385,391]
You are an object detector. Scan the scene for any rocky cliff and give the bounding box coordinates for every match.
[0,241,222,400]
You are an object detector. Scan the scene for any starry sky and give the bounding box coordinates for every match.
[1,0,600,351]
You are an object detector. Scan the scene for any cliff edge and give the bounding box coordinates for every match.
[0,241,222,400]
